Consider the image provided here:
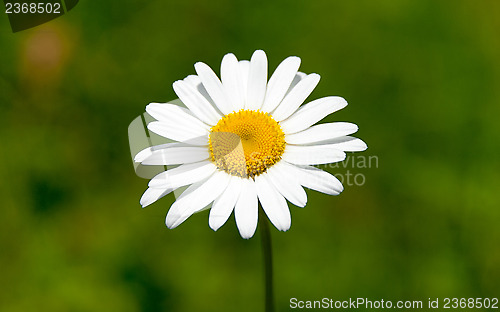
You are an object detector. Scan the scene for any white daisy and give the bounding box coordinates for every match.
[135,50,367,239]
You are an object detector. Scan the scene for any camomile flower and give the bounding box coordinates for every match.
[135,50,367,239]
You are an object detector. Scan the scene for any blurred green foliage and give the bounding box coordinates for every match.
[1,0,499,311]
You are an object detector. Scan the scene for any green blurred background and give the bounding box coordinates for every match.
[1,0,499,311]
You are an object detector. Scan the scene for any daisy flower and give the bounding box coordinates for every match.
[135,50,367,239]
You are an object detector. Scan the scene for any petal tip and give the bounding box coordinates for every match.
[287,55,301,63]
[222,52,237,60]
[335,96,348,109]
[240,233,253,239]
[194,61,211,72]
[165,217,175,229]
[253,49,266,56]
[209,224,219,232]
[359,141,368,151]
[237,223,257,239]
[208,217,223,232]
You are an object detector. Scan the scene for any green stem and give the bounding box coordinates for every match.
[259,208,274,312]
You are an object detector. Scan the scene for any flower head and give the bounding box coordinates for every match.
[135,50,367,238]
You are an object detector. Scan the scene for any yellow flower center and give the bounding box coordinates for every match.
[209,110,286,178]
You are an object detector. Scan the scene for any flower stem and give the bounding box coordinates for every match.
[259,208,274,312]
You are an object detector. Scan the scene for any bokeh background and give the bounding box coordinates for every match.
[1,0,499,311]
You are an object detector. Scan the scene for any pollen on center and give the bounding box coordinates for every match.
[208,109,286,179]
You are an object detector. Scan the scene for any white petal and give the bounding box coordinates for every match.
[260,56,301,113]
[146,103,209,126]
[285,122,358,145]
[245,50,268,110]
[147,121,209,145]
[266,163,307,207]
[302,136,368,151]
[279,96,348,134]
[195,62,233,115]
[209,175,243,231]
[255,174,291,232]
[148,161,217,189]
[173,80,222,125]
[286,72,307,95]
[272,73,320,121]
[183,75,202,88]
[134,143,178,163]
[139,145,209,165]
[183,75,218,110]
[140,187,173,207]
[281,161,344,195]
[221,53,244,112]
[235,178,258,239]
[166,171,230,229]
[282,145,346,165]
[239,60,250,107]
